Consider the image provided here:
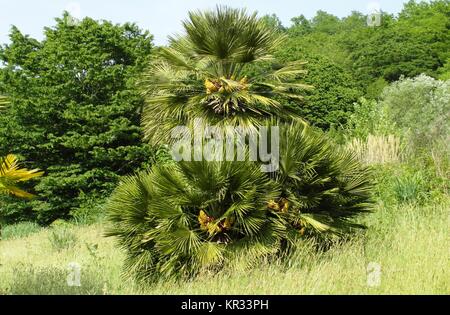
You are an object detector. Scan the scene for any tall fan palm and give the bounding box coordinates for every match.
[106,160,284,282]
[0,154,44,199]
[107,8,374,283]
[140,6,310,145]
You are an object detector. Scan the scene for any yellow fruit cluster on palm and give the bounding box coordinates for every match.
[204,76,249,94]
[198,210,234,237]
[0,154,43,198]
[267,198,289,213]
[268,198,304,235]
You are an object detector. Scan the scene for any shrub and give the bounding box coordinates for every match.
[106,7,374,284]
[380,75,450,152]
[106,159,281,282]
[273,122,374,236]
[106,122,374,282]
[343,75,449,155]
[345,98,393,139]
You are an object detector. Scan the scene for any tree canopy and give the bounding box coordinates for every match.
[0,14,154,223]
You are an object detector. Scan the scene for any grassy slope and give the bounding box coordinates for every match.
[0,198,448,295]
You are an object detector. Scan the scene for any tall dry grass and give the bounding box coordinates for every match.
[346,134,401,165]
[0,199,448,295]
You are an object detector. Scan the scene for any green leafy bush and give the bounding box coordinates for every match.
[380,75,450,152]
[345,98,393,140]
[342,76,449,163]
[275,44,362,130]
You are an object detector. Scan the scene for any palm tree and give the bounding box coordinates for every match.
[0,154,44,199]
[106,159,284,281]
[106,7,374,282]
[140,6,311,145]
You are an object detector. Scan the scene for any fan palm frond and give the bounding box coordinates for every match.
[268,121,374,239]
[0,154,44,198]
[106,120,374,282]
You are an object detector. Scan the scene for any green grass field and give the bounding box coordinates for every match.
[1,197,448,295]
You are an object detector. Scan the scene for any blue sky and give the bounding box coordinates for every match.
[0,0,413,46]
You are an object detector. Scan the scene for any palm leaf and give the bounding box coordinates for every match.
[0,154,44,198]
[269,121,374,238]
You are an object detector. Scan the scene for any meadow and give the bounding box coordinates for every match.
[1,196,448,295]
[0,1,449,295]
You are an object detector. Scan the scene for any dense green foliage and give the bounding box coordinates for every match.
[344,75,450,150]
[240,1,449,130]
[0,14,155,223]
[343,75,450,202]
[275,46,361,129]
[379,75,450,150]
[274,122,373,235]
[285,0,450,99]
[106,159,280,281]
